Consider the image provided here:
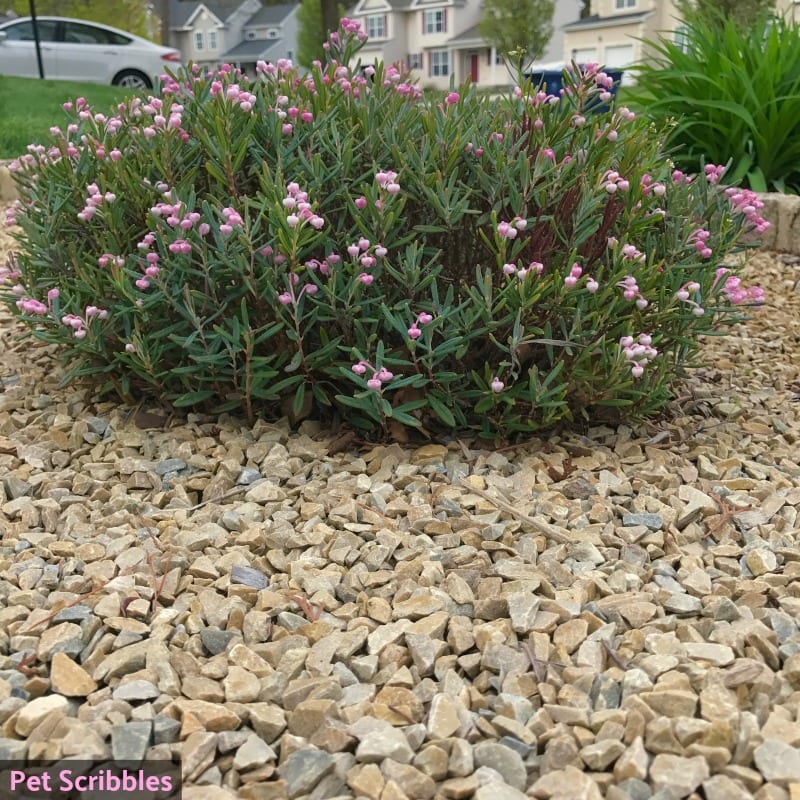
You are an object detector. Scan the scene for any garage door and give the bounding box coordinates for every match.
[604,44,635,67]
[571,47,598,64]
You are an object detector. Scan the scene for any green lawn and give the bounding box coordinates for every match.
[0,76,139,159]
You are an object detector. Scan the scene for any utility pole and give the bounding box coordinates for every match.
[29,0,45,78]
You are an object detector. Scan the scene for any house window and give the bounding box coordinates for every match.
[195,31,204,50]
[674,25,689,51]
[615,0,636,8]
[366,14,387,38]
[423,9,446,34]
[209,31,217,49]
[408,52,422,69]
[430,49,449,76]
[268,29,279,38]
[287,49,293,61]
[246,30,257,40]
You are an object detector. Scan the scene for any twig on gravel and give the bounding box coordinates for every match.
[182,484,248,512]
[19,578,112,633]
[520,641,566,681]
[355,501,399,529]
[15,652,40,677]
[458,480,571,544]
[456,439,475,463]
[707,493,753,534]
[284,591,323,622]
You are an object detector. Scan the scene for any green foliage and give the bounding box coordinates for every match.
[478,0,555,75]
[627,12,800,193]
[7,0,155,40]
[2,22,766,440]
[675,0,777,31]
[297,0,344,68]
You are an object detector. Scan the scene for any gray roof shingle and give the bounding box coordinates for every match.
[447,22,483,45]
[222,37,285,58]
[244,2,297,27]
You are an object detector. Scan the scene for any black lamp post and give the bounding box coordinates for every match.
[30,0,45,79]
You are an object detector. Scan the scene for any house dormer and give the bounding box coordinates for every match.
[224,2,301,70]
[167,0,300,70]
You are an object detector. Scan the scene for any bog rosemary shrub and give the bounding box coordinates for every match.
[627,12,800,194]
[2,20,766,438]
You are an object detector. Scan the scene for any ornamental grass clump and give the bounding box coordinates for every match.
[626,11,800,194]
[1,19,766,439]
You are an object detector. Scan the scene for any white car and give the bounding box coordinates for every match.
[0,16,182,89]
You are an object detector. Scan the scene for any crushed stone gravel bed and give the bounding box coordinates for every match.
[1,227,800,800]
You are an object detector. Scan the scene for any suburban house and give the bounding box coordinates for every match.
[563,0,800,70]
[562,0,680,69]
[347,0,584,90]
[167,0,300,73]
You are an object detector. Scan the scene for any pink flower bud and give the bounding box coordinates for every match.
[490,377,504,393]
